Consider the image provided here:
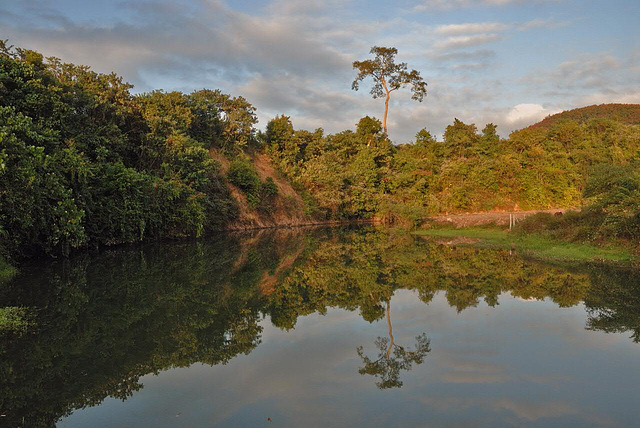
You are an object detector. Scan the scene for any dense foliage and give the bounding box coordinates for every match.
[529,103,640,130]
[266,113,640,222]
[515,162,640,244]
[0,44,251,259]
[227,158,278,211]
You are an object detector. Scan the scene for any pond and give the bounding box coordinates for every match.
[1,226,640,427]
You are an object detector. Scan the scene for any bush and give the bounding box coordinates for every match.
[0,256,16,284]
[257,177,279,214]
[227,159,281,211]
[261,177,278,197]
[227,160,261,196]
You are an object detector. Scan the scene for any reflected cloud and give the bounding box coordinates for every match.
[2,227,639,427]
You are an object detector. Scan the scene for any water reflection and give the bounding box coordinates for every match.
[357,300,430,389]
[0,226,639,427]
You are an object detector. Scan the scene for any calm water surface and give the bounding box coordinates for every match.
[1,227,639,427]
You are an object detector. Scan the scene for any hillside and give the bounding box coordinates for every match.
[210,150,314,230]
[528,104,640,129]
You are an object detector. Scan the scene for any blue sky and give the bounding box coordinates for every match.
[2,0,639,141]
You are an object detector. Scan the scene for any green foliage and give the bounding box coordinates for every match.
[227,159,280,212]
[262,177,278,197]
[0,45,241,259]
[514,163,640,244]
[265,112,639,225]
[266,116,395,219]
[0,255,16,284]
[187,89,258,151]
[228,159,262,206]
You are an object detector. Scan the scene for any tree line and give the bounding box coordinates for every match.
[1,42,639,262]
[0,42,257,259]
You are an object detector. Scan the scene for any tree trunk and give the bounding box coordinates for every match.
[380,76,390,135]
[383,93,390,135]
[385,299,394,359]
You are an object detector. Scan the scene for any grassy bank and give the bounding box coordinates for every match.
[414,227,634,263]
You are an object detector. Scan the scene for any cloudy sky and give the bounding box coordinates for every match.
[2,0,639,141]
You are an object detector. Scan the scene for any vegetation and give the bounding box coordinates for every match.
[511,162,640,251]
[0,42,247,259]
[227,158,279,211]
[0,255,16,282]
[529,104,640,130]
[0,306,32,334]
[1,41,639,263]
[415,161,640,262]
[266,112,640,222]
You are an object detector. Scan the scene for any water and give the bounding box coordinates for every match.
[1,227,639,427]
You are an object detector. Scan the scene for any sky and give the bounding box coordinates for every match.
[2,0,639,141]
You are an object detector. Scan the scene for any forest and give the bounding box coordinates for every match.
[1,43,639,264]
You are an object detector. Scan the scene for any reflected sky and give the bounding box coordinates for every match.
[60,290,640,427]
[2,227,640,427]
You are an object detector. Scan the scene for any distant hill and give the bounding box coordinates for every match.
[528,104,640,129]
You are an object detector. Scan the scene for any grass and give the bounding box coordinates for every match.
[413,227,634,263]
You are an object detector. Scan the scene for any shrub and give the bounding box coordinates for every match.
[261,177,278,197]
[227,160,261,196]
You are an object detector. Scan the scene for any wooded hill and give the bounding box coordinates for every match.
[529,104,640,130]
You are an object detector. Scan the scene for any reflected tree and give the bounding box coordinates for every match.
[583,266,640,342]
[0,229,305,427]
[356,299,431,389]
[2,226,639,426]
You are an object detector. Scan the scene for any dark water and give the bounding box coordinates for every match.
[1,227,640,427]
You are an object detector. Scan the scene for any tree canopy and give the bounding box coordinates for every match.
[352,46,427,134]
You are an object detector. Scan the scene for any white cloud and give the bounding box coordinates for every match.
[434,33,503,51]
[518,18,567,30]
[576,88,640,105]
[430,49,496,61]
[505,103,561,127]
[267,0,352,16]
[434,22,508,35]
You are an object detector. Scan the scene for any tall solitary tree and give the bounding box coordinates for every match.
[352,46,427,135]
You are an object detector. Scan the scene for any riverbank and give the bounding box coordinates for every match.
[414,227,634,264]
[424,209,571,228]
[223,217,379,232]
